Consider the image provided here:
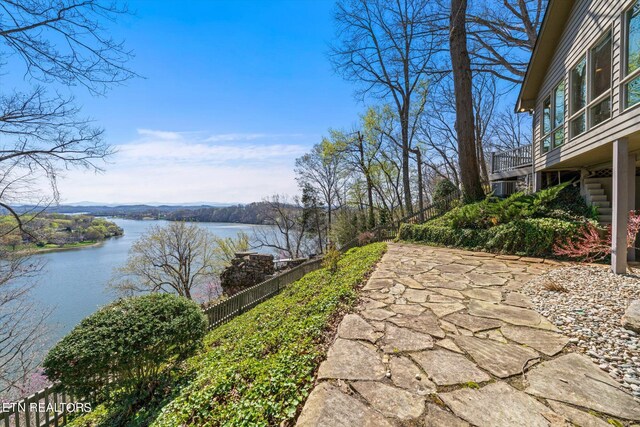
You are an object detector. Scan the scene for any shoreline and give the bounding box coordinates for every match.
[14,240,109,255]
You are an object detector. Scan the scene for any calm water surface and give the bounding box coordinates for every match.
[25,219,272,345]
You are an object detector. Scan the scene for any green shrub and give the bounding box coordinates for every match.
[330,210,362,246]
[430,182,581,230]
[399,217,583,257]
[44,294,207,402]
[484,218,582,256]
[322,246,341,273]
[432,179,460,214]
[67,243,387,427]
[545,183,597,220]
[399,223,486,248]
[433,179,458,201]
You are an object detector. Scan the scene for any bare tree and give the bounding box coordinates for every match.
[331,0,445,215]
[471,73,498,184]
[0,0,136,397]
[253,195,309,259]
[295,141,346,230]
[0,250,50,400]
[0,0,136,93]
[469,0,546,84]
[111,223,242,300]
[490,107,532,151]
[0,0,136,227]
[331,126,382,229]
[450,0,484,202]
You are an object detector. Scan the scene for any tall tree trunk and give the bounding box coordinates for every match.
[450,0,485,202]
[357,132,376,229]
[475,119,490,185]
[415,149,425,221]
[401,106,414,215]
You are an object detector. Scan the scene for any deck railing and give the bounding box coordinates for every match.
[1,194,459,427]
[490,144,532,174]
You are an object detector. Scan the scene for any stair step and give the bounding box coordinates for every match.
[587,188,605,196]
[589,195,608,202]
[593,201,611,208]
[598,207,612,215]
[584,182,602,189]
[599,214,612,225]
[584,178,602,184]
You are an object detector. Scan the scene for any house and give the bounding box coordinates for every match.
[490,0,640,273]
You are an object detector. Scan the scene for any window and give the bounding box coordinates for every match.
[625,1,640,108]
[540,81,565,153]
[542,96,551,153]
[553,82,565,148]
[570,56,587,137]
[589,31,612,126]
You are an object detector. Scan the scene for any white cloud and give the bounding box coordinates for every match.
[56,129,311,204]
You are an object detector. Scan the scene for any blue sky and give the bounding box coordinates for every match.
[47,0,362,204]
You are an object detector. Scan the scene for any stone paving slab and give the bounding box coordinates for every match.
[440,382,554,427]
[317,338,385,381]
[526,353,640,421]
[453,335,540,378]
[411,349,491,386]
[500,324,569,356]
[352,381,425,421]
[296,382,394,427]
[297,243,640,426]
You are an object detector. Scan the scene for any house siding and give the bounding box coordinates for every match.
[533,0,640,171]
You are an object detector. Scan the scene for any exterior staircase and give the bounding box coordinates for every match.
[584,178,612,226]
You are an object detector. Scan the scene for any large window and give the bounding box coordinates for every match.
[625,1,640,108]
[542,96,551,152]
[567,30,612,141]
[570,56,587,137]
[589,31,612,126]
[541,81,565,153]
[553,82,565,148]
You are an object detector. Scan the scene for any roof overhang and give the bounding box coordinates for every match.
[516,0,576,112]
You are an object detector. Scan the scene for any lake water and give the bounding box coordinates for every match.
[24,219,273,346]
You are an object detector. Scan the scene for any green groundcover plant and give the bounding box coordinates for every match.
[67,242,386,427]
[400,183,597,257]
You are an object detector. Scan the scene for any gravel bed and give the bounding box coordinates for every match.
[521,265,640,396]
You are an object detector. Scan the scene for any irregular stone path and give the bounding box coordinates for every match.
[297,243,640,426]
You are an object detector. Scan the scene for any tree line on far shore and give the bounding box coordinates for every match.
[0,214,123,251]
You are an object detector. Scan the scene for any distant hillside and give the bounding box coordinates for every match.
[14,202,279,225]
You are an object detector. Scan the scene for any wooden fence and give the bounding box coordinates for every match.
[1,383,78,427]
[0,194,458,426]
[339,194,458,251]
[203,257,324,329]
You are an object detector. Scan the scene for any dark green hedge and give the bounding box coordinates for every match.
[44,294,207,402]
[399,217,582,257]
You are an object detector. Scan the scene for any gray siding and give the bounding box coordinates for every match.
[533,0,640,170]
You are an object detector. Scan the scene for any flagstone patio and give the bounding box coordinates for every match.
[296,243,640,427]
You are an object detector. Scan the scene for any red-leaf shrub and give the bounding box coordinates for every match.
[553,211,640,262]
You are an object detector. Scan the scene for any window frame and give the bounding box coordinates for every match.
[540,80,565,154]
[568,55,587,139]
[587,29,613,130]
[563,27,614,144]
[622,0,640,110]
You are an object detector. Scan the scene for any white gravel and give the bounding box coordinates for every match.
[521,265,640,396]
